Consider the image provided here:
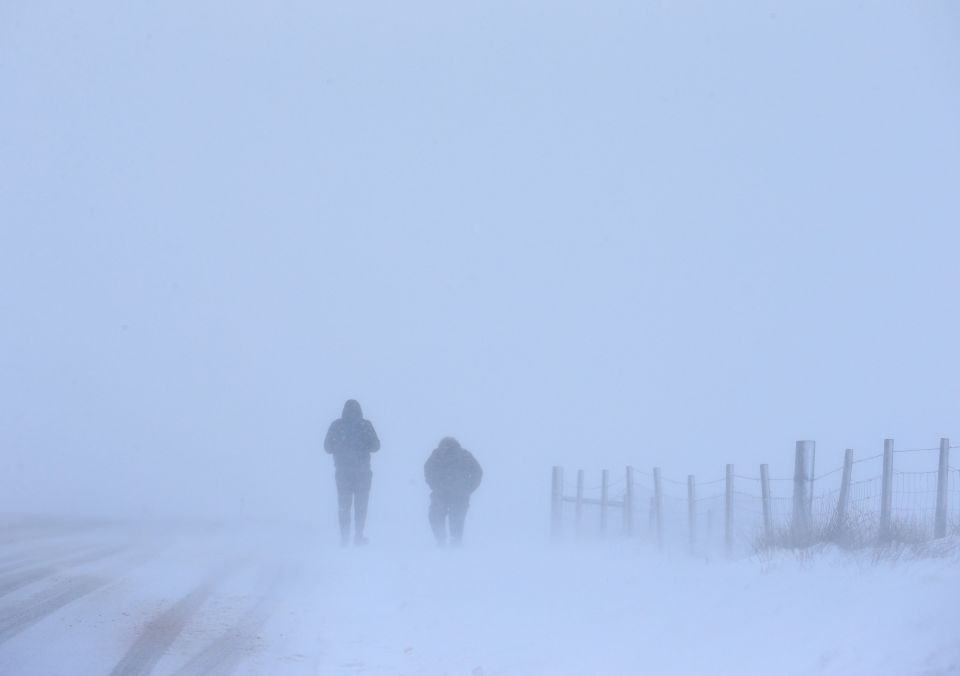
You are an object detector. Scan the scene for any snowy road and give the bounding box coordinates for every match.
[0,518,958,675]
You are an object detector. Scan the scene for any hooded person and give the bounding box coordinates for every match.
[424,437,483,546]
[324,399,380,545]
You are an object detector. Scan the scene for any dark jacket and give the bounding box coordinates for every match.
[424,437,483,497]
[324,400,380,471]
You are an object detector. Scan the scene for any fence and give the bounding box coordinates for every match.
[550,438,960,554]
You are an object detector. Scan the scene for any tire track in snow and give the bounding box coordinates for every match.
[0,544,159,647]
[170,570,285,676]
[0,533,75,560]
[0,574,111,644]
[170,596,279,676]
[0,541,104,575]
[0,545,128,599]
[108,562,246,676]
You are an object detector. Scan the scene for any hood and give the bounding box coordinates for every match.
[342,399,363,420]
[437,437,461,453]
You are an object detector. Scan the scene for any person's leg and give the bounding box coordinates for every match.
[353,469,372,545]
[335,470,353,545]
[428,493,448,545]
[448,495,470,546]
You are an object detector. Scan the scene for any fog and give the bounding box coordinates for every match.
[2,1,959,540]
[4,4,960,675]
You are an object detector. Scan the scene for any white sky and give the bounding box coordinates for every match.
[2,1,959,531]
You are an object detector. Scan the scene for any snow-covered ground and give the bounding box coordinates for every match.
[0,517,958,675]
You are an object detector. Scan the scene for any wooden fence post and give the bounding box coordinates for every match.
[551,466,563,540]
[725,464,734,555]
[653,467,663,548]
[760,463,772,542]
[879,439,894,542]
[575,469,584,537]
[792,440,815,545]
[625,466,635,537]
[835,449,854,532]
[687,474,696,554]
[600,469,609,536]
[935,438,949,539]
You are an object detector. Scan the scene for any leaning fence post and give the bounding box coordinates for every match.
[792,440,815,546]
[725,464,734,555]
[653,467,663,548]
[625,466,635,537]
[687,474,696,554]
[879,439,894,542]
[600,469,609,536]
[575,469,585,537]
[935,438,950,539]
[551,466,564,540]
[835,449,854,532]
[760,464,772,542]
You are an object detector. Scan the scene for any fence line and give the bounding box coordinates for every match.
[550,437,958,552]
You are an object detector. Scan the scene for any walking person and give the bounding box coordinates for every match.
[324,399,380,546]
[424,437,483,546]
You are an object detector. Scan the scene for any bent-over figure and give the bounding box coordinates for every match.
[424,437,483,546]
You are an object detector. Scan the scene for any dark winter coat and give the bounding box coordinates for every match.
[424,438,483,497]
[324,400,380,471]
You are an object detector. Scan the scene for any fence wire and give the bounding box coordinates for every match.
[555,451,960,550]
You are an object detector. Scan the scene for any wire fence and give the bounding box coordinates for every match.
[550,439,960,554]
